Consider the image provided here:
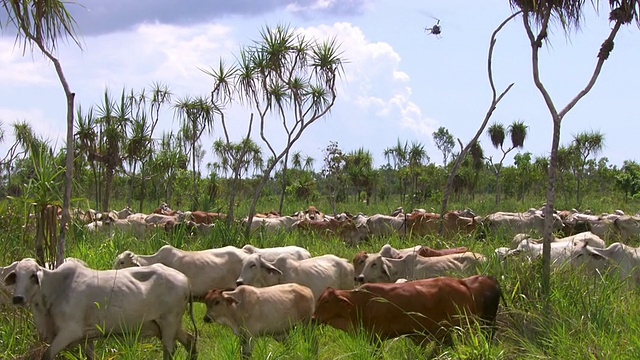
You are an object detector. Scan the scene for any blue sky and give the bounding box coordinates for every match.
[1,0,638,172]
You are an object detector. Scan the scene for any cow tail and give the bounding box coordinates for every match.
[188,292,198,351]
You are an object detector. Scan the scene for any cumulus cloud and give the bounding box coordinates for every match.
[297,23,435,136]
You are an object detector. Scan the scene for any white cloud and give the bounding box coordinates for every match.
[0,41,56,86]
[297,22,434,137]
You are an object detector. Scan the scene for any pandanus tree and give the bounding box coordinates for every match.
[383,140,409,205]
[509,0,640,300]
[174,96,218,209]
[487,120,528,204]
[2,0,81,267]
[205,24,345,238]
[212,136,263,225]
[95,90,130,212]
[74,107,100,209]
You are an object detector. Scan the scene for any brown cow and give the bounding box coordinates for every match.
[187,210,227,224]
[313,275,502,352]
[293,218,365,245]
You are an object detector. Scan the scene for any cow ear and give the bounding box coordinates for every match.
[223,293,240,306]
[35,268,44,285]
[4,272,16,286]
[337,295,354,311]
[259,256,283,276]
[381,260,391,280]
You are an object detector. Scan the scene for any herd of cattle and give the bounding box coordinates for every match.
[1,243,499,359]
[75,204,640,247]
[2,204,640,358]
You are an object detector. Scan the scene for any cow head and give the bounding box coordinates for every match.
[357,254,392,283]
[352,251,368,279]
[113,251,140,269]
[313,287,354,331]
[571,242,616,275]
[203,288,240,323]
[4,258,42,306]
[236,254,281,287]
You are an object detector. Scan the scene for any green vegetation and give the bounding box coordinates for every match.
[1,199,639,359]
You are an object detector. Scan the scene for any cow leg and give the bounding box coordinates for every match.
[83,340,96,360]
[175,327,197,360]
[42,328,84,360]
[239,333,253,359]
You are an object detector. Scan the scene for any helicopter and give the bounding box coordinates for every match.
[424,17,442,38]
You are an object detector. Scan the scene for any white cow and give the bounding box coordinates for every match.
[1,257,89,305]
[241,245,311,261]
[485,211,564,235]
[236,254,354,300]
[356,252,468,283]
[365,214,406,237]
[113,245,248,298]
[203,283,315,358]
[510,231,606,250]
[4,258,196,360]
[379,244,424,258]
[572,242,640,283]
[244,216,298,233]
[613,215,640,241]
[506,234,606,268]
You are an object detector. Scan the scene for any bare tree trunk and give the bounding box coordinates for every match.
[542,119,561,300]
[278,152,290,214]
[439,12,518,233]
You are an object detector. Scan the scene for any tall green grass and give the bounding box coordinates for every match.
[2,211,640,359]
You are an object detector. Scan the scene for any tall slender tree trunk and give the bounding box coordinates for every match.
[102,167,114,211]
[227,174,240,227]
[138,163,146,213]
[494,169,502,205]
[35,205,45,266]
[542,119,561,304]
[576,173,582,207]
[278,152,290,214]
[192,133,198,209]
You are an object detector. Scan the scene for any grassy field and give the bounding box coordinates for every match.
[1,201,640,359]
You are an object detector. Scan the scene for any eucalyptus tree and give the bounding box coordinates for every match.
[616,160,640,201]
[513,152,534,201]
[509,0,639,299]
[2,0,81,266]
[487,120,528,204]
[205,24,345,237]
[344,148,376,205]
[321,141,346,214]
[432,127,455,166]
[572,130,605,206]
